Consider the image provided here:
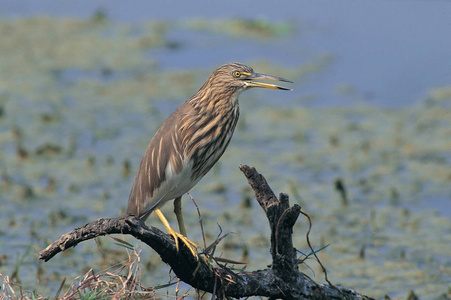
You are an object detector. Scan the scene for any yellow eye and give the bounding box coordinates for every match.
[233,71,241,78]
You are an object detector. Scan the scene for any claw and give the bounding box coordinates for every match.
[155,208,198,259]
[168,228,198,258]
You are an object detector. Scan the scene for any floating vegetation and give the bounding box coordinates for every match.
[0,15,449,300]
[188,18,294,39]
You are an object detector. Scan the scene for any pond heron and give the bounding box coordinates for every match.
[126,63,292,257]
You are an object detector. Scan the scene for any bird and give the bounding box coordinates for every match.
[126,62,292,257]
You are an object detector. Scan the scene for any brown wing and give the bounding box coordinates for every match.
[126,89,240,220]
[125,102,193,219]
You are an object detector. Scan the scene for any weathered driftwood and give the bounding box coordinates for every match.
[39,165,374,299]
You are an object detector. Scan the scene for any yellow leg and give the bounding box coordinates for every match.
[174,196,187,236]
[154,208,198,258]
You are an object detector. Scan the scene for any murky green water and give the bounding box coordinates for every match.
[0,17,450,299]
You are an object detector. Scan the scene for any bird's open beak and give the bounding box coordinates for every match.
[243,72,293,91]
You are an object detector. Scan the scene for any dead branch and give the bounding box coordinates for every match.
[39,164,374,300]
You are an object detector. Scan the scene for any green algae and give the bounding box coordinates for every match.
[187,18,294,39]
[0,16,449,299]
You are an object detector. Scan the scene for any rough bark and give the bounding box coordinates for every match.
[39,165,374,300]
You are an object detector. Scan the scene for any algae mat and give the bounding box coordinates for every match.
[0,17,450,299]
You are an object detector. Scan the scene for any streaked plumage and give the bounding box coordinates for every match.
[126,63,292,255]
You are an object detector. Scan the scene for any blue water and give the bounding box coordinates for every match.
[2,0,451,108]
[1,2,450,298]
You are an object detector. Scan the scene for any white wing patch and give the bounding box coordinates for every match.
[143,157,201,211]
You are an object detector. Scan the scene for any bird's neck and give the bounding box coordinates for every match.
[188,86,241,116]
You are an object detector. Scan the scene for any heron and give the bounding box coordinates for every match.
[126,63,292,257]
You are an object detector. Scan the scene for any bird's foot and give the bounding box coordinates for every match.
[168,228,199,258]
[154,208,198,258]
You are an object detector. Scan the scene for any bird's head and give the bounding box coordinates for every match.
[208,63,293,92]
[190,63,292,109]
